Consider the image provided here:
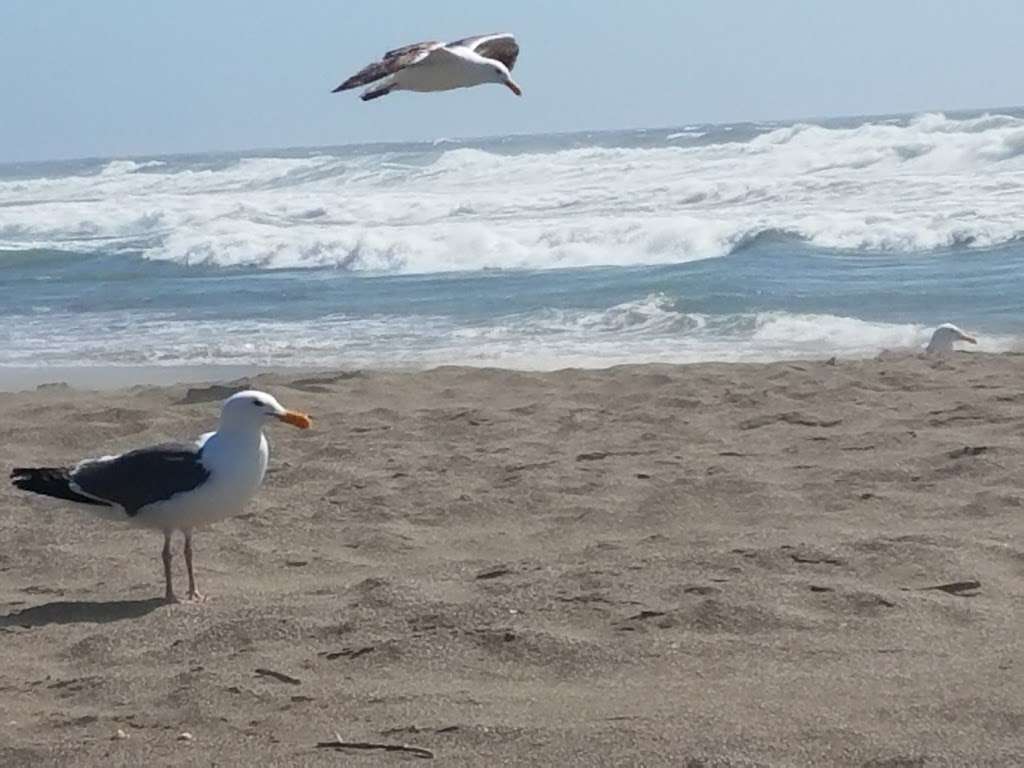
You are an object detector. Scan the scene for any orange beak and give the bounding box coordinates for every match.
[277,410,312,429]
[505,80,523,96]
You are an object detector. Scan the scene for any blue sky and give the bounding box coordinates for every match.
[1,0,1020,162]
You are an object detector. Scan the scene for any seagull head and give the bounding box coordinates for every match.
[488,61,522,96]
[219,390,312,431]
[925,323,978,354]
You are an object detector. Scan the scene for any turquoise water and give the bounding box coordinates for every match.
[2,109,1022,369]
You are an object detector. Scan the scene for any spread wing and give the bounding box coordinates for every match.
[447,33,519,71]
[70,442,210,517]
[332,41,441,93]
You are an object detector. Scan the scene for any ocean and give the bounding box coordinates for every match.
[2,109,1022,374]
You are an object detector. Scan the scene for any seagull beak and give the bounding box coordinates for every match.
[276,410,312,429]
[505,80,522,96]
[962,334,978,345]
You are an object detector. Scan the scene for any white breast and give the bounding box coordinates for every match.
[395,49,492,92]
[201,431,269,512]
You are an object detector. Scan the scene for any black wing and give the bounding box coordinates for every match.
[70,442,210,517]
[332,41,440,93]
[448,33,519,71]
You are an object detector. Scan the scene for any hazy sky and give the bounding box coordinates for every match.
[1,0,1020,162]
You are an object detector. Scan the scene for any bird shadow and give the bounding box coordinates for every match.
[0,597,165,628]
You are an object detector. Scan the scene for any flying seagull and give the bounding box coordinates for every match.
[10,390,311,603]
[332,33,522,101]
[925,323,978,354]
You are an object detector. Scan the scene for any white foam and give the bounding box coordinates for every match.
[2,112,1024,272]
[4,296,1014,370]
[99,159,167,176]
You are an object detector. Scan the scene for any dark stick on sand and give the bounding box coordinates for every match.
[254,668,302,685]
[910,580,982,596]
[316,734,435,759]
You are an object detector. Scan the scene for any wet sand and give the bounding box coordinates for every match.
[1,354,1023,766]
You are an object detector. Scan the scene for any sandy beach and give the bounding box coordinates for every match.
[2,353,1023,766]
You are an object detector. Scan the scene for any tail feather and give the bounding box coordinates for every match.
[10,467,110,507]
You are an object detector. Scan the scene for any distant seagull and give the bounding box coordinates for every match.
[10,391,311,603]
[332,33,522,101]
[926,323,978,354]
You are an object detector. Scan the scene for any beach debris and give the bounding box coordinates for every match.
[789,553,844,566]
[178,732,194,742]
[321,646,374,661]
[614,609,669,632]
[625,610,667,621]
[113,728,129,740]
[904,580,981,597]
[575,449,651,462]
[316,732,434,759]
[740,411,843,430]
[842,444,877,453]
[254,667,302,685]
[554,593,620,606]
[948,445,989,459]
[475,566,511,580]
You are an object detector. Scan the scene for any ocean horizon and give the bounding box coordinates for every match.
[3,106,1023,376]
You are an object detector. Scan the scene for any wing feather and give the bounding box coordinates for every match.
[384,40,440,59]
[332,41,442,93]
[71,442,210,517]
[447,33,519,70]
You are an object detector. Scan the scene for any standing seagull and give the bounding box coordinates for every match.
[332,33,522,101]
[10,391,311,603]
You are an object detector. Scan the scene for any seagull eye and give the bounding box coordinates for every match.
[252,399,265,407]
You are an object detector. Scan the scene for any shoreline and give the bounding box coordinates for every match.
[0,348,1005,393]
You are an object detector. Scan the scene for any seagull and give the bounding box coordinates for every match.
[925,323,978,354]
[332,33,522,101]
[10,390,311,603]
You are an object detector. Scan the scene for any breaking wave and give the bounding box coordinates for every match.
[2,112,1024,273]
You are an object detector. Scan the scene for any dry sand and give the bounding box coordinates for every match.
[1,354,1023,766]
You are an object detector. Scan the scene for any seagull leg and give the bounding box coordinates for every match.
[183,528,205,602]
[162,530,179,603]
